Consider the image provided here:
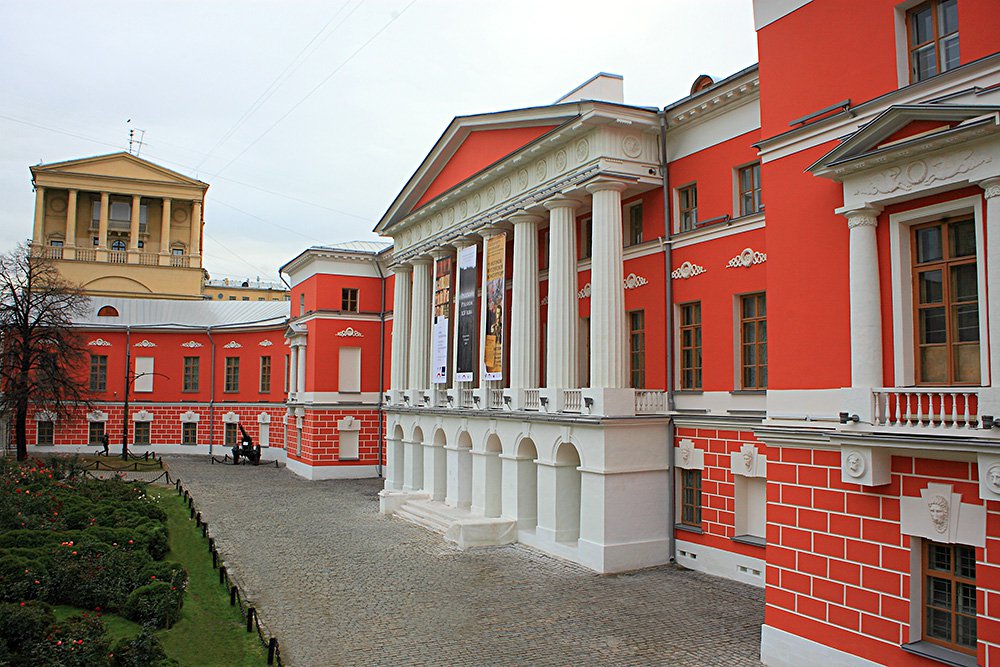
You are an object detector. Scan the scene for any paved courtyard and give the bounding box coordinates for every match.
[164,456,764,667]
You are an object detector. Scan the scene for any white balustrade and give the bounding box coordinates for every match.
[873,388,979,429]
[522,388,540,411]
[488,388,504,410]
[76,248,96,262]
[635,390,668,415]
[108,250,128,264]
[460,388,474,409]
[562,389,583,414]
[138,253,158,266]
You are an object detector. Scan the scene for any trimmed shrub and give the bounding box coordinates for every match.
[124,582,182,628]
[25,612,111,667]
[0,554,48,602]
[0,600,55,656]
[110,627,174,667]
[140,561,188,592]
[46,540,152,611]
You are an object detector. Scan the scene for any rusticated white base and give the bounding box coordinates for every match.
[284,458,379,480]
[519,529,671,573]
[675,537,766,588]
[760,625,884,667]
[28,443,287,461]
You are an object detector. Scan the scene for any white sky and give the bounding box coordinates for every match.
[0,1,758,283]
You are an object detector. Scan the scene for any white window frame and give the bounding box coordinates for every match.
[888,195,987,387]
[623,200,644,246]
[733,161,763,218]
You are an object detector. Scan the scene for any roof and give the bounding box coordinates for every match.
[74,297,289,330]
[30,151,209,189]
[317,240,393,254]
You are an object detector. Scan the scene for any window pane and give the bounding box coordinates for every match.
[942,35,960,71]
[743,367,756,388]
[928,576,952,607]
[919,270,944,304]
[939,0,958,34]
[953,303,979,342]
[921,346,948,383]
[956,615,977,649]
[109,201,130,221]
[912,5,934,43]
[926,607,952,641]
[742,297,756,318]
[956,545,976,578]
[953,344,980,384]
[956,582,977,615]
[917,226,943,263]
[950,220,975,258]
[914,45,938,80]
[951,264,977,302]
[743,323,756,344]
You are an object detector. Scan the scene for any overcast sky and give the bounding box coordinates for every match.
[0,1,758,283]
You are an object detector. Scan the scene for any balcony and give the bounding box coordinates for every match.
[388,386,670,418]
[873,387,980,430]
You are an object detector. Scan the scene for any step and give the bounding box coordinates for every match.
[394,499,517,549]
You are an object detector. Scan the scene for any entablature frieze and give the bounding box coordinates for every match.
[32,172,207,202]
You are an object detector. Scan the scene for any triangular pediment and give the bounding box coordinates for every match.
[31,152,207,188]
[375,103,584,234]
[809,104,1000,176]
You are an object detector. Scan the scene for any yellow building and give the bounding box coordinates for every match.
[30,152,208,300]
[204,277,290,302]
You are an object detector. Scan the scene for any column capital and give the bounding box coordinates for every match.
[542,196,583,212]
[585,178,629,195]
[410,255,433,266]
[429,246,456,260]
[980,178,1000,199]
[161,196,172,203]
[451,235,479,249]
[390,262,413,274]
[509,212,543,226]
[837,204,883,229]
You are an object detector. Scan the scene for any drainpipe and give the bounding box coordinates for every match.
[659,109,676,564]
[375,256,386,478]
[207,327,216,455]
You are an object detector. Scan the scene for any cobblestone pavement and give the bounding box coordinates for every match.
[164,456,764,667]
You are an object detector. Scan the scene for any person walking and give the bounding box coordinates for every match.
[99,432,109,456]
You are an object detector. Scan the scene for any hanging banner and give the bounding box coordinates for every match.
[456,244,477,382]
[483,233,506,381]
[432,256,453,384]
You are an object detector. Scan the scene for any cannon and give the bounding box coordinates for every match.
[232,423,262,466]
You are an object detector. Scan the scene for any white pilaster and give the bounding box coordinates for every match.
[189,200,202,256]
[586,180,629,388]
[159,198,172,260]
[390,263,412,395]
[842,205,884,388]
[543,197,581,389]
[64,190,77,247]
[510,213,542,390]
[296,343,307,394]
[98,191,110,249]
[32,186,46,244]
[289,345,299,396]
[408,257,433,391]
[129,194,141,250]
[983,179,1000,387]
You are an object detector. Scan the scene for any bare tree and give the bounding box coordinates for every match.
[0,243,91,461]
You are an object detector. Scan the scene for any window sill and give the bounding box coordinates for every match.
[901,641,977,667]
[675,390,703,395]
[674,523,704,535]
[730,390,766,395]
[182,390,200,394]
[732,534,766,548]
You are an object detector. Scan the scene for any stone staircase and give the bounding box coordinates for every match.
[391,496,517,549]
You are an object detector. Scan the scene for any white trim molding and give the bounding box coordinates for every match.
[132,409,154,422]
[222,411,240,424]
[179,410,200,423]
[674,438,704,470]
[87,410,108,423]
[259,339,274,347]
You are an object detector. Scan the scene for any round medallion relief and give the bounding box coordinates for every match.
[49,197,67,214]
[844,450,866,478]
[486,186,496,206]
[987,464,1000,494]
[173,209,188,223]
[535,160,547,182]
[555,149,567,172]
[472,193,481,213]
[576,139,590,163]
[501,178,511,198]
[517,169,528,191]
[446,207,455,224]
[622,134,642,158]
[459,200,468,219]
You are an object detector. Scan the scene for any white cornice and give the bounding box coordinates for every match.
[666,75,760,130]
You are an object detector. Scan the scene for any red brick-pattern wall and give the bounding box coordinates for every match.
[765,446,1000,666]
[673,427,767,560]
[23,403,287,451]
[285,407,382,468]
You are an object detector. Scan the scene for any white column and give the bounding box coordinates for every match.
[129,194,141,250]
[296,342,307,394]
[408,257,433,391]
[189,201,202,256]
[982,179,1000,386]
[97,191,110,259]
[510,213,542,390]
[544,197,581,389]
[843,205,884,388]
[390,264,413,395]
[32,186,46,244]
[586,179,629,388]
[160,198,172,256]
[64,190,77,247]
[289,345,299,396]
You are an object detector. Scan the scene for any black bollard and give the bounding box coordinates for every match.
[208,537,214,552]
[230,586,237,606]
[196,512,201,525]
[247,607,255,633]
[189,505,194,519]
[267,638,277,665]
[219,565,226,585]
[202,523,207,538]
[212,550,218,568]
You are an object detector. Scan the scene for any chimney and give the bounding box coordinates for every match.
[555,72,624,105]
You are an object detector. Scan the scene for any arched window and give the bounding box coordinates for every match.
[97,305,119,317]
[111,240,126,251]
[690,74,715,95]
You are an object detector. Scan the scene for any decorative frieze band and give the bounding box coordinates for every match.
[223,341,242,349]
[577,273,650,299]
[336,327,364,338]
[671,261,706,280]
[726,247,767,268]
[134,339,156,348]
[181,340,203,348]
[259,340,274,347]
[88,338,112,347]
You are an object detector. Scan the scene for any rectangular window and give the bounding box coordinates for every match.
[183,357,200,392]
[738,163,763,217]
[284,355,289,393]
[579,217,593,259]
[182,422,198,446]
[680,302,702,390]
[629,310,645,389]
[37,420,54,445]
[224,357,240,393]
[89,355,107,392]
[740,293,767,389]
[913,219,979,385]
[134,356,154,392]
[680,469,702,527]
[923,541,976,655]
[908,0,959,83]
[342,288,358,312]
[133,421,150,446]
[679,184,698,232]
[224,422,238,446]
[88,421,105,445]
[259,356,272,393]
[625,202,643,246]
[299,293,305,316]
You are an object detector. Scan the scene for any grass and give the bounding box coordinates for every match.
[148,486,265,667]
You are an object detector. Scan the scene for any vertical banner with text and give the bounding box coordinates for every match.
[483,233,506,381]
[432,256,453,384]
[455,245,477,382]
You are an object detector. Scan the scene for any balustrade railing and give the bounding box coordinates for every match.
[635,390,668,415]
[171,254,191,267]
[460,388,474,409]
[108,250,128,264]
[138,252,158,266]
[522,388,540,411]
[41,246,63,259]
[75,248,97,262]
[873,388,979,429]
[562,389,583,413]
[487,388,504,410]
